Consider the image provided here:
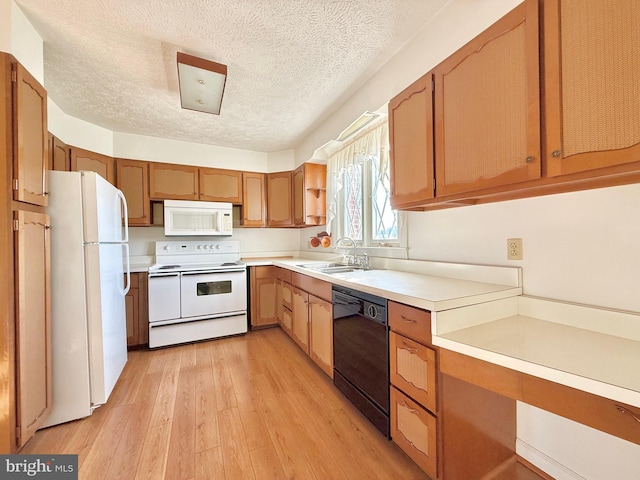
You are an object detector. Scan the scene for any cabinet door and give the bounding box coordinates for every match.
[48,134,70,171]
[13,63,48,207]
[282,281,292,311]
[242,172,266,227]
[293,165,305,225]
[125,273,140,347]
[199,167,243,204]
[267,171,293,227]
[391,386,437,479]
[149,163,199,200]
[14,210,52,448]
[291,286,309,354]
[544,0,640,176]
[389,72,434,208]
[250,267,279,327]
[71,147,115,184]
[390,332,436,413]
[309,294,333,378]
[116,159,150,225]
[282,306,293,338]
[434,0,540,197]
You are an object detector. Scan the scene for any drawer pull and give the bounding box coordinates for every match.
[616,405,640,424]
[401,315,417,324]
[400,341,419,354]
[400,399,420,415]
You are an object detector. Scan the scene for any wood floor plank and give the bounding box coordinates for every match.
[135,422,172,480]
[195,342,220,452]
[149,347,182,427]
[105,371,163,480]
[195,446,225,480]
[165,346,197,480]
[218,407,256,480]
[249,443,288,480]
[211,340,238,411]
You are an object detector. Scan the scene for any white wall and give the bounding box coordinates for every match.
[7,1,43,82]
[1,0,11,53]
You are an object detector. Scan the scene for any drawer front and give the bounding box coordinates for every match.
[276,267,292,283]
[253,265,279,280]
[291,271,332,302]
[281,306,293,337]
[389,301,432,345]
[126,272,140,289]
[391,386,437,479]
[390,332,436,413]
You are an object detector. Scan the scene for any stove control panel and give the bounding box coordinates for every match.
[156,240,240,256]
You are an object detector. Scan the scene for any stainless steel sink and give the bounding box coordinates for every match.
[296,262,365,274]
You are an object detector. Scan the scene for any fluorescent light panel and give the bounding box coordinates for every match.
[177,52,227,115]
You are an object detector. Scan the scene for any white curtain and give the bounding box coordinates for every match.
[326,120,388,236]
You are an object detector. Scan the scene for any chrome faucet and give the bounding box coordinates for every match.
[336,237,369,270]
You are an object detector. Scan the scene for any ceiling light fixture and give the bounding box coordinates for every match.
[177,52,227,115]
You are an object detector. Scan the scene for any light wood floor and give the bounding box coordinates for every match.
[23,327,429,479]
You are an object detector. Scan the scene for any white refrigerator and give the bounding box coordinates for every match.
[43,171,130,428]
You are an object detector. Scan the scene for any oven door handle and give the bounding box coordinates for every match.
[149,272,181,278]
[180,269,246,276]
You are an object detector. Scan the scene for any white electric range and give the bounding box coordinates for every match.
[147,240,247,348]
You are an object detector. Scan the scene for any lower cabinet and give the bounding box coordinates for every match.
[278,271,333,378]
[125,272,148,348]
[250,266,291,328]
[388,300,439,479]
[391,387,438,478]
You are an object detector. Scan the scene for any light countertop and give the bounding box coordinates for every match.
[433,296,640,407]
[245,257,522,312]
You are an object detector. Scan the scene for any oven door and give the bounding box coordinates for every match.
[180,269,247,319]
[148,272,181,322]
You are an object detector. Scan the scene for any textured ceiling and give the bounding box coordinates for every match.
[15,0,449,152]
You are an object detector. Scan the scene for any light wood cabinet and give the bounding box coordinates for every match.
[149,162,199,200]
[389,73,434,209]
[48,134,70,172]
[13,62,48,207]
[71,147,115,184]
[199,167,243,204]
[543,0,640,177]
[116,159,150,226]
[390,332,436,413]
[14,210,52,448]
[433,0,540,197]
[125,273,148,347]
[293,163,327,226]
[291,286,310,354]
[267,171,293,227]
[391,387,437,479]
[242,172,266,227]
[388,301,438,478]
[250,266,292,328]
[308,294,333,378]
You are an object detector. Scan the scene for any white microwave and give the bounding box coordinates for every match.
[164,200,233,236]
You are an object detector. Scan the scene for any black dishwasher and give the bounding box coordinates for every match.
[332,285,389,438]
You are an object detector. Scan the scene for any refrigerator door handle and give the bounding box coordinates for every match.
[122,243,131,295]
[117,189,129,242]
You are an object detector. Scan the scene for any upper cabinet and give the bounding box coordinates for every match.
[543,0,640,176]
[267,171,293,227]
[13,62,49,207]
[116,159,150,225]
[433,0,541,197]
[71,147,115,184]
[242,172,266,227]
[149,163,198,200]
[293,163,327,226]
[48,134,70,172]
[389,73,435,209]
[200,167,243,204]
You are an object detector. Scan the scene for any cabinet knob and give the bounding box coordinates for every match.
[551,150,562,158]
[525,156,535,163]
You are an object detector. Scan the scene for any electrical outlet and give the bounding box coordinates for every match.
[507,238,523,260]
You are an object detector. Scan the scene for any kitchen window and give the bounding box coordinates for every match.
[326,118,405,251]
